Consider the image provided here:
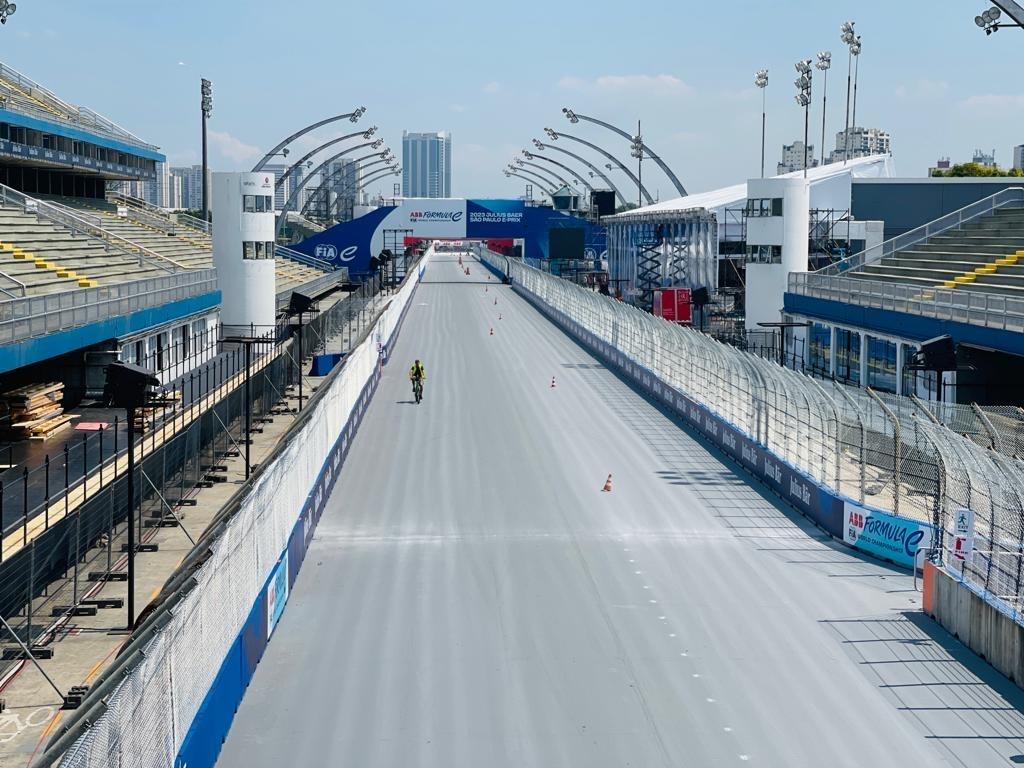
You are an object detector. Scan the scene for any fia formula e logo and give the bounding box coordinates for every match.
[314,244,358,262]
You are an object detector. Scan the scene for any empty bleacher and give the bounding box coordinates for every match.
[0,205,177,295]
[48,195,336,294]
[848,207,1024,297]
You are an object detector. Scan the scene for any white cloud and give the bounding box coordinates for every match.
[894,78,948,100]
[483,81,501,94]
[177,61,187,67]
[450,103,468,113]
[558,74,693,96]
[958,93,1024,110]
[208,130,262,164]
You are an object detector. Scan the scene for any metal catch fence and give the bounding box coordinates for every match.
[484,251,1024,622]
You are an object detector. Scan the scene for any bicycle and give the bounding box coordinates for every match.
[411,377,423,404]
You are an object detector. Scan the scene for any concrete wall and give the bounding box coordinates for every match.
[852,178,1024,240]
[923,561,1024,688]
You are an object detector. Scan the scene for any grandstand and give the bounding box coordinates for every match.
[847,206,1024,296]
[786,187,1024,405]
[0,60,343,394]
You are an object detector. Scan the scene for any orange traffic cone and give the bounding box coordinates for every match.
[489,327,494,336]
[601,474,613,492]
[550,377,557,388]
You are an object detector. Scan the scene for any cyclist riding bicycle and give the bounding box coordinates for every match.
[409,359,426,404]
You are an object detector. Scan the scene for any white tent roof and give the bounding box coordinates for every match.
[607,154,895,220]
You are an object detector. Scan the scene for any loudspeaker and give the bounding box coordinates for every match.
[692,286,710,306]
[915,334,956,371]
[287,290,315,316]
[104,362,160,409]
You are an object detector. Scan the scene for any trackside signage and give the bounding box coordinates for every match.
[843,503,933,568]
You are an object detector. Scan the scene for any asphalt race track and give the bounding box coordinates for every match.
[217,254,1024,767]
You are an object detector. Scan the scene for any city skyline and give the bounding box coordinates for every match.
[2,1,1022,202]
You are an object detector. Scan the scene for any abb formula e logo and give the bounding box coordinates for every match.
[409,210,463,223]
[314,244,358,262]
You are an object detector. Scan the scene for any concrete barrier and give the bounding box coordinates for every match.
[923,561,1024,688]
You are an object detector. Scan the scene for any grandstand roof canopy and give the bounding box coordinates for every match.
[606,154,895,221]
[0,62,162,161]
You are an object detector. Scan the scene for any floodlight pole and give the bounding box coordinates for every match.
[819,67,828,166]
[200,79,212,223]
[803,98,810,179]
[843,46,852,165]
[761,90,767,178]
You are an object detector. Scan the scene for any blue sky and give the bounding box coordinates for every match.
[3,0,1022,201]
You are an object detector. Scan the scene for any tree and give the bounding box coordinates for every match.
[931,162,1024,178]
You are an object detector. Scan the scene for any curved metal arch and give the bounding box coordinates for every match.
[546,128,652,205]
[523,151,594,193]
[358,167,401,192]
[302,154,391,218]
[252,108,365,172]
[532,140,626,205]
[277,139,383,238]
[506,170,555,197]
[509,162,562,191]
[562,109,687,196]
[517,160,573,191]
[276,128,375,190]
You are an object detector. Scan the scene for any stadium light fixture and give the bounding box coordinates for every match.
[794,60,813,178]
[544,127,559,140]
[629,122,645,207]
[815,53,831,167]
[976,6,1006,33]
[755,69,768,178]
[0,1,17,24]
[562,107,580,124]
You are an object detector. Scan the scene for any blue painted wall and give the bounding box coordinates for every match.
[0,291,220,375]
[784,292,1024,358]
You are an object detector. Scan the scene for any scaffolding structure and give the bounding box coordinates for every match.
[605,208,717,309]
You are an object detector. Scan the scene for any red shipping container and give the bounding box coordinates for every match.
[654,288,692,324]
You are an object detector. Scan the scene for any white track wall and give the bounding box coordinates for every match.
[56,255,429,768]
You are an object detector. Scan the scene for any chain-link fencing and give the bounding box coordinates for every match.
[483,251,1024,623]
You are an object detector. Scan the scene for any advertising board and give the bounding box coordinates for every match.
[843,502,933,568]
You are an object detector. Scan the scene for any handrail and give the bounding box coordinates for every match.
[817,186,1024,276]
[275,244,336,272]
[0,268,26,298]
[0,269,218,347]
[788,271,1024,334]
[108,191,213,236]
[0,183,187,272]
[173,211,212,235]
[0,63,159,151]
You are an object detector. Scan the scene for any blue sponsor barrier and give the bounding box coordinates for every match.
[504,272,932,566]
[174,269,422,768]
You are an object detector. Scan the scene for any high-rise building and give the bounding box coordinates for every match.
[169,167,192,209]
[828,127,891,164]
[141,161,170,207]
[972,148,997,168]
[264,164,294,211]
[402,130,451,198]
[776,140,817,175]
[1014,144,1024,171]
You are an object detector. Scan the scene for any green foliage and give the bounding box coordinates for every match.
[930,163,1024,178]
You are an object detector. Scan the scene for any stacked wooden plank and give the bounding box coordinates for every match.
[0,382,75,440]
[132,390,182,430]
